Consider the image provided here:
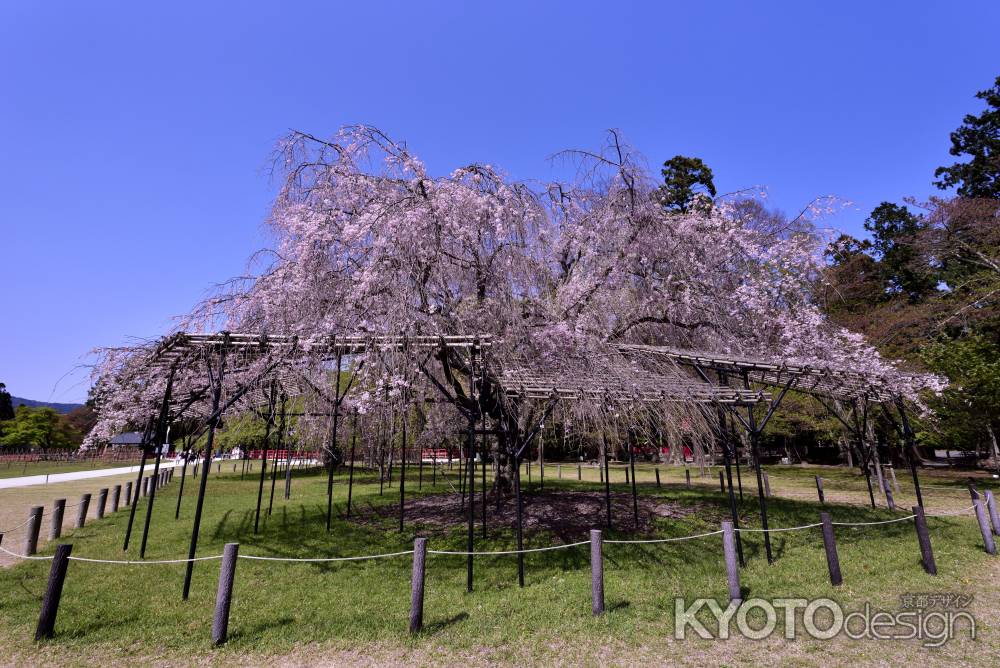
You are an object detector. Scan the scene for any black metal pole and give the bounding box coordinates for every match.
[138,370,174,557]
[268,395,287,516]
[748,408,773,564]
[466,411,475,592]
[718,404,744,567]
[400,415,407,532]
[183,344,227,600]
[897,400,924,509]
[175,436,193,520]
[513,449,525,587]
[327,353,343,532]
[603,435,612,529]
[253,386,276,534]
[347,419,358,518]
[123,418,154,551]
[628,432,639,527]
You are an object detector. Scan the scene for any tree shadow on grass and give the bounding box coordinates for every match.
[422,611,469,634]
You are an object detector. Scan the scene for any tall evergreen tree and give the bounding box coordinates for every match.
[934,75,1000,198]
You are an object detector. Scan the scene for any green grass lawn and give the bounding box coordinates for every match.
[0,459,143,479]
[0,462,994,666]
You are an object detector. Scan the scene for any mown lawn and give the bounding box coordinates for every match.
[0,462,995,666]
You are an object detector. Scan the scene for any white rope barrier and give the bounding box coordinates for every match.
[927,505,977,517]
[240,550,415,562]
[832,515,916,527]
[0,515,38,534]
[68,555,224,565]
[605,529,724,544]
[737,523,823,533]
[0,544,54,561]
[428,541,589,556]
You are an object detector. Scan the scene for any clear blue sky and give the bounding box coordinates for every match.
[2,1,998,403]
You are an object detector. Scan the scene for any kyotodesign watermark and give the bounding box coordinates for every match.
[674,594,975,647]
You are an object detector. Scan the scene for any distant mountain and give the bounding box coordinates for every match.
[11,396,84,414]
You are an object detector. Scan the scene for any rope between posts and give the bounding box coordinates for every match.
[928,505,977,517]
[738,523,823,533]
[67,554,224,565]
[0,545,54,561]
[428,541,589,556]
[605,529,724,544]
[833,515,916,526]
[0,515,38,534]
[240,550,415,562]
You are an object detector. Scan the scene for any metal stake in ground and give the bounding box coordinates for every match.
[34,543,72,640]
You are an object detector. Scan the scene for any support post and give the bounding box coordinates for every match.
[762,471,771,498]
[111,485,121,513]
[49,500,65,541]
[973,498,996,555]
[123,418,154,551]
[253,389,276,533]
[602,441,612,529]
[590,529,604,615]
[25,506,43,555]
[722,521,741,603]
[34,543,72,640]
[655,467,660,488]
[96,488,108,520]
[211,542,240,646]
[913,505,937,575]
[985,491,1000,537]
[685,468,691,487]
[347,426,358,518]
[815,476,825,504]
[819,512,842,586]
[514,450,526,587]
[409,536,428,633]
[183,343,227,601]
[75,494,91,528]
[719,470,725,494]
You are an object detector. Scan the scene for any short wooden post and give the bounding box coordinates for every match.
[815,476,825,504]
[75,494,91,528]
[655,467,661,488]
[578,464,582,480]
[685,469,691,488]
[719,470,725,493]
[763,471,771,498]
[722,521,740,602]
[409,536,428,633]
[968,481,980,501]
[985,491,1000,537]
[624,466,629,485]
[211,543,240,645]
[888,466,899,493]
[819,512,842,585]
[110,485,121,513]
[590,529,604,615]
[125,481,133,506]
[25,506,43,555]
[973,498,996,555]
[96,488,108,519]
[558,464,561,479]
[34,543,72,640]
[49,500,65,541]
[913,506,937,575]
